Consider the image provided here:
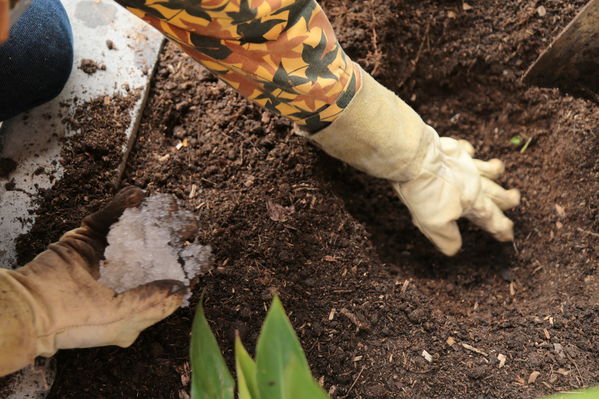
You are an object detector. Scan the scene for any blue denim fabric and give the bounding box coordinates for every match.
[0,0,73,121]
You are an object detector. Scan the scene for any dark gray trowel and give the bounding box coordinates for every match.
[524,0,599,97]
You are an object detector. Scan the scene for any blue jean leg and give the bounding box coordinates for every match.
[0,0,73,121]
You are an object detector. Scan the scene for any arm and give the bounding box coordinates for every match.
[114,0,359,133]
[115,0,520,255]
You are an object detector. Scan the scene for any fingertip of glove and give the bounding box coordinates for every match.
[114,186,145,209]
[440,245,461,256]
[488,159,505,176]
[151,279,188,297]
[432,229,463,257]
[507,189,521,207]
[495,218,515,242]
[457,139,475,156]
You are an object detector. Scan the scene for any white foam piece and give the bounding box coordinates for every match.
[99,194,212,306]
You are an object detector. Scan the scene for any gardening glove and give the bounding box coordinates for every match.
[301,66,520,256]
[0,186,187,377]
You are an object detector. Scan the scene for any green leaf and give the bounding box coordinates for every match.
[510,135,522,146]
[235,335,259,399]
[542,387,599,399]
[283,356,329,399]
[190,301,235,399]
[255,296,312,399]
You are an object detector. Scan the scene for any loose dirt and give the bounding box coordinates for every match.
[79,59,107,75]
[3,1,598,398]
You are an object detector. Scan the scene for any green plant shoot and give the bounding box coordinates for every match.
[542,387,599,399]
[190,300,235,399]
[190,295,330,399]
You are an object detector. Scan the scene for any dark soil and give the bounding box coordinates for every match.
[14,92,139,263]
[3,1,599,398]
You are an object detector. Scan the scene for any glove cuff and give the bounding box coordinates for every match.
[299,65,434,182]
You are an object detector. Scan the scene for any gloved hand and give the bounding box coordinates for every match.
[0,186,187,377]
[301,65,520,256]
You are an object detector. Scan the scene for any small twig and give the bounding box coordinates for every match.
[340,308,371,331]
[398,19,431,89]
[367,0,383,75]
[577,227,599,238]
[461,343,488,357]
[520,136,533,153]
[344,366,365,397]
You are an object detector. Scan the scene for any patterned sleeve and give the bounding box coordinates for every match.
[114,0,361,133]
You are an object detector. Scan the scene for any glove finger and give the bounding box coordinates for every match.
[481,178,521,210]
[57,186,145,279]
[473,158,505,179]
[110,280,187,348]
[439,137,462,157]
[457,139,475,156]
[418,219,463,256]
[54,280,187,350]
[391,181,463,256]
[82,186,145,236]
[466,195,515,242]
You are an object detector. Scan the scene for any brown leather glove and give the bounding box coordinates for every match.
[0,186,187,377]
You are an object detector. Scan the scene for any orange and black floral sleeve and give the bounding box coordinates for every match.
[115,0,360,132]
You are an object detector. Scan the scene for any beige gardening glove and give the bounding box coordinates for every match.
[301,66,520,256]
[0,186,187,377]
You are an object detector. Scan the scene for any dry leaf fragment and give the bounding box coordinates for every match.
[323,255,338,262]
[553,343,566,359]
[555,204,566,218]
[266,200,295,222]
[244,175,255,187]
[422,350,433,363]
[448,10,457,18]
[328,308,336,321]
[528,371,541,384]
[188,184,197,199]
[556,368,570,376]
[498,353,507,368]
[447,336,456,347]
[462,2,473,10]
[340,308,371,331]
